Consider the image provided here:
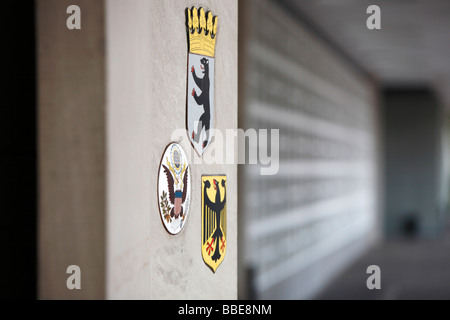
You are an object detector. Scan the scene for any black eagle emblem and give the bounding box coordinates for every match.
[203,178,226,262]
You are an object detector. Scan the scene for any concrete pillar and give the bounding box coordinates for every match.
[37,0,106,300]
[38,0,238,299]
[106,0,238,299]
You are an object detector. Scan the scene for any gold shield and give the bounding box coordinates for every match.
[201,175,227,272]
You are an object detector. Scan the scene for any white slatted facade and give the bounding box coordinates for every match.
[239,0,380,299]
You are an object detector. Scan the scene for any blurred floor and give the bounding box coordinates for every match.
[315,230,450,300]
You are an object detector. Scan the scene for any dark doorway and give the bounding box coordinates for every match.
[382,88,444,238]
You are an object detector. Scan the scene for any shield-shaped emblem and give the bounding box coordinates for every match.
[186,7,218,156]
[158,143,191,235]
[201,175,227,272]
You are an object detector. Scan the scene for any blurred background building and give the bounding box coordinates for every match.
[238,0,450,299]
[3,0,450,299]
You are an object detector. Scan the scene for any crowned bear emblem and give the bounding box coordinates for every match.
[186,7,218,156]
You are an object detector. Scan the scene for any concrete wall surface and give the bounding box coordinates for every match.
[106,0,238,299]
[238,0,380,299]
[38,0,238,299]
[38,0,106,300]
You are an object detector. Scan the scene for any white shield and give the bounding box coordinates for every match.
[187,53,215,156]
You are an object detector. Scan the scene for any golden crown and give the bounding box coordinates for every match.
[186,7,218,58]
